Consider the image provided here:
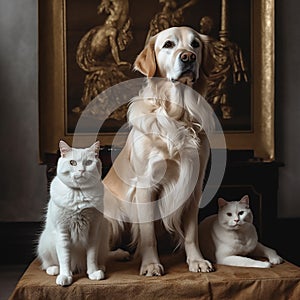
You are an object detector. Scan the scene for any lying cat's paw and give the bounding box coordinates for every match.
[56,274,73,286]
[46,266,59,276]
[88,270,105,280]
[258,261,272,268]
[188,259,214,273]
[269,255,283,265]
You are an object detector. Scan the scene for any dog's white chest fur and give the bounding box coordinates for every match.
[127,80,204,161]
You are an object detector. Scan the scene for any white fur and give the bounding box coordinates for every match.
[103,27,214,276]
[198,195,283,268]
[37,141,109,286]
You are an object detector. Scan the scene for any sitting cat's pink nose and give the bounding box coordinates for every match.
[234,219,239,223]
[74,170,84,178]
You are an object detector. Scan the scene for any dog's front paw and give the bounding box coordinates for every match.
[188,259,214,273]
[88,270,105,280]
[56,274,73,286]
[140,263,164,276]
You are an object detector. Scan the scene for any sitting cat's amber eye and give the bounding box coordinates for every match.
[227,213,232,216]
[85,160,93,166]
[70,160,77,166]
[238,211,244,215]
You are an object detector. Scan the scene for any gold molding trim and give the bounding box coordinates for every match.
[224,0,274,160]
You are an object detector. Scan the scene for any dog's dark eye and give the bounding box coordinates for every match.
[163,40,175,48]
[191,40,200,48]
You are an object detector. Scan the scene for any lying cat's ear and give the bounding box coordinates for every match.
[59,140,72,157]
[90,141,100,158]
[240,195,249,206]
[218,198,228,209]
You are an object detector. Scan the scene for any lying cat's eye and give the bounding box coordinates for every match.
[191,40,200,48]
[70,160,77,166]
[163,40,175,48]
[226,212,232,217]
[238,211,244,216]
[85,160,93,166]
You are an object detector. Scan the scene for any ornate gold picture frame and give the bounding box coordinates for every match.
[39,0,274,161]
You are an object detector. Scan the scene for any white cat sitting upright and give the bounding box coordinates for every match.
[37,141,109,286]
[199,195,283,268]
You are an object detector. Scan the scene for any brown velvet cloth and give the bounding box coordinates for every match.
[9,252,300,300]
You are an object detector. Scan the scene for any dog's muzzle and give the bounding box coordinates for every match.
[174,51,198,85]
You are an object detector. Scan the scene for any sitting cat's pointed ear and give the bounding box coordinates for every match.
[59,140,72,157]
[218,198,228,209]
[240,195,249,205]
[90,141,100,158]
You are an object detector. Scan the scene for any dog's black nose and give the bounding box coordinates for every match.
[180,51,196,63]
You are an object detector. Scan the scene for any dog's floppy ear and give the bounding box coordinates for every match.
[134,36,156,77]
[196,33,213,96]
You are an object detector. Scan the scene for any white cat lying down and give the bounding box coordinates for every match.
[199,195,283,268]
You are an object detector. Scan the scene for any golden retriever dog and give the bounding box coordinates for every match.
[103,26,214,276]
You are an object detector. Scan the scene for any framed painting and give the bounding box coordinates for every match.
[38,0,275,161]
